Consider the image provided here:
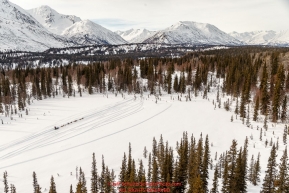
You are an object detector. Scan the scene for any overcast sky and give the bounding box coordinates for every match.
[9,0,289,32]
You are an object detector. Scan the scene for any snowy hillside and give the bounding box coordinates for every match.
[1,48,289,192]
[27,5,81,35]
[143,21,242,45]
[0,0,74,52]
[115,29,156,43]
[62,20,127,45]
[230,30,289,46]
[0,83,284,193]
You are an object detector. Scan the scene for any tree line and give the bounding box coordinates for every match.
[3,132,289,193]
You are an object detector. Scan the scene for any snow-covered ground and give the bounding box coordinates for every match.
[0,89,285,192]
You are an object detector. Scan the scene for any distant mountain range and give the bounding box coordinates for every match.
[229,31,289,46]
[143,21,242,45]
[0,0,288,52]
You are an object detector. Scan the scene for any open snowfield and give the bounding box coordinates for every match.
[0,90,286,192]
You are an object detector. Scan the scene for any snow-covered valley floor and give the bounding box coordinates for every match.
[0,91,285,192]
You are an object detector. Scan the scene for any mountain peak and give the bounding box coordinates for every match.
[27,6,81,35]
[0,0,73,51]
[81,19,97,25]
[62,20,127,45]
[28,5,58,16]
[115,28,156,43]
[38,5,54,10]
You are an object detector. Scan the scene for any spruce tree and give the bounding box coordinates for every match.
[119,153,127,191]
[175,133,189,193]
[264,114,268,131]
[91,153,98,193]
[76,183,82,193]
[192,175,204,193]
[143,146,147,158]
[78,168,87,193]
[233,149,243,192]
[202,135,210,192]
[283,126,288,145]
[70,185,74,193]
[32,171,40,193]
[272,77,282,122]
[188,135,197,193]
[104,167,112,193]
[276,147,288,193]
[260,63,269,115]
[147,153,152,183]
[126,143,132,183]
[210,165,219,193]
[239,137,248,192]
[240,84,247,118]
[129,159,137,184]
[221,154,229,193]
[253,96,259,121]
[246,105,250,126]
[261,144,278,193]
[235,97,239,115]
[151,157,159,184]
[281,96,287,123]
[3,171,9,193]
[36,185,42,193]
[252,153,261,186]
[248,155,254,183]
[10,184,16,193]
[227,140,238,192]
[100,156,105,192]
[48,176,57,193]
[110,169,116,193]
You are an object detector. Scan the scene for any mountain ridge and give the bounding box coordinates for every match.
[27,5,82,35]
[1,1,288,52]
[62,19,127,45]
[229,30,289,46]
[115,28,156,43]
[143,21,243,45]
[0,0,74,51]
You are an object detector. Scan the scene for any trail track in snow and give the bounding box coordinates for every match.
[0,97,172,169]
[0,98,142,160]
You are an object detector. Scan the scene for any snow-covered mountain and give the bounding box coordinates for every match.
[143,21,242,45]
[115,28,156,43]
[0,2,125,51]
[62,20,127,45]
[28,6,126,46]
[229,31,277,45]
[0,0,74,51]
[271,30,289,46]
[229,30,289,46]
[1,0,287,52]
[27,5,81,35]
